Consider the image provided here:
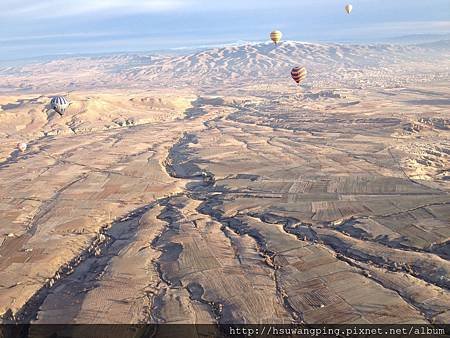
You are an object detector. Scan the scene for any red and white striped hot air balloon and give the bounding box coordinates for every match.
[291,66,307,85]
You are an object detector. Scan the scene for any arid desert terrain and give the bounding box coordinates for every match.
[0,41,449,326]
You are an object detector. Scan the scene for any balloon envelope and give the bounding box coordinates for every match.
[270,30,282,45]
[291,67,307,84]
[50,96,70,115]
[345,4,353,14]
[18,142,27,152]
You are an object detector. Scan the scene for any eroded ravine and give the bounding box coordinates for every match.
[156,103,450,324]
[155,134,296,323]
[0,97,220,324]
[1,89,449,325]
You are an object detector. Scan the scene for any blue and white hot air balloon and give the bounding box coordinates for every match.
[50,96,70,115]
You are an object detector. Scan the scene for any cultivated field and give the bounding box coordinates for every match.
[0,41,449,325]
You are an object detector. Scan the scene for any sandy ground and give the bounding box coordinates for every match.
[0,42,449,325]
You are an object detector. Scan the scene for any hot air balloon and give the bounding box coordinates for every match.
[50,96,70,115]
[345,4,353,14]
[270,30,282,45]
[291,67,307,85]
[17,142,27,152]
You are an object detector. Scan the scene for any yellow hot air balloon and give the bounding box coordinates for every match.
[270,30,282,45]
[345,4,353,14]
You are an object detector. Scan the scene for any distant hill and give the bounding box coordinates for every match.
[122,41,450,85]
[416,39,450,50]
[1,40,449,92]
[384,33,450,44]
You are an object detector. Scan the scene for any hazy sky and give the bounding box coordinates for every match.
[1,0,449,60]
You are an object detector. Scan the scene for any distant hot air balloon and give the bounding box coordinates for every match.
[345,4,353,14]
[270,30,283,45]
[50,96,70,115]
[17,142,27,152]
[291,67,307,85]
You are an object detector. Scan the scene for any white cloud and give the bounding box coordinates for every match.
[0,32,121,43]
[334,21,450,37]
[0,0,187,19]
[0,0,313,19]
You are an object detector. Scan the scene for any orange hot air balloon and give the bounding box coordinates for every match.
[270,30,282,45]
[291,66,307,84]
